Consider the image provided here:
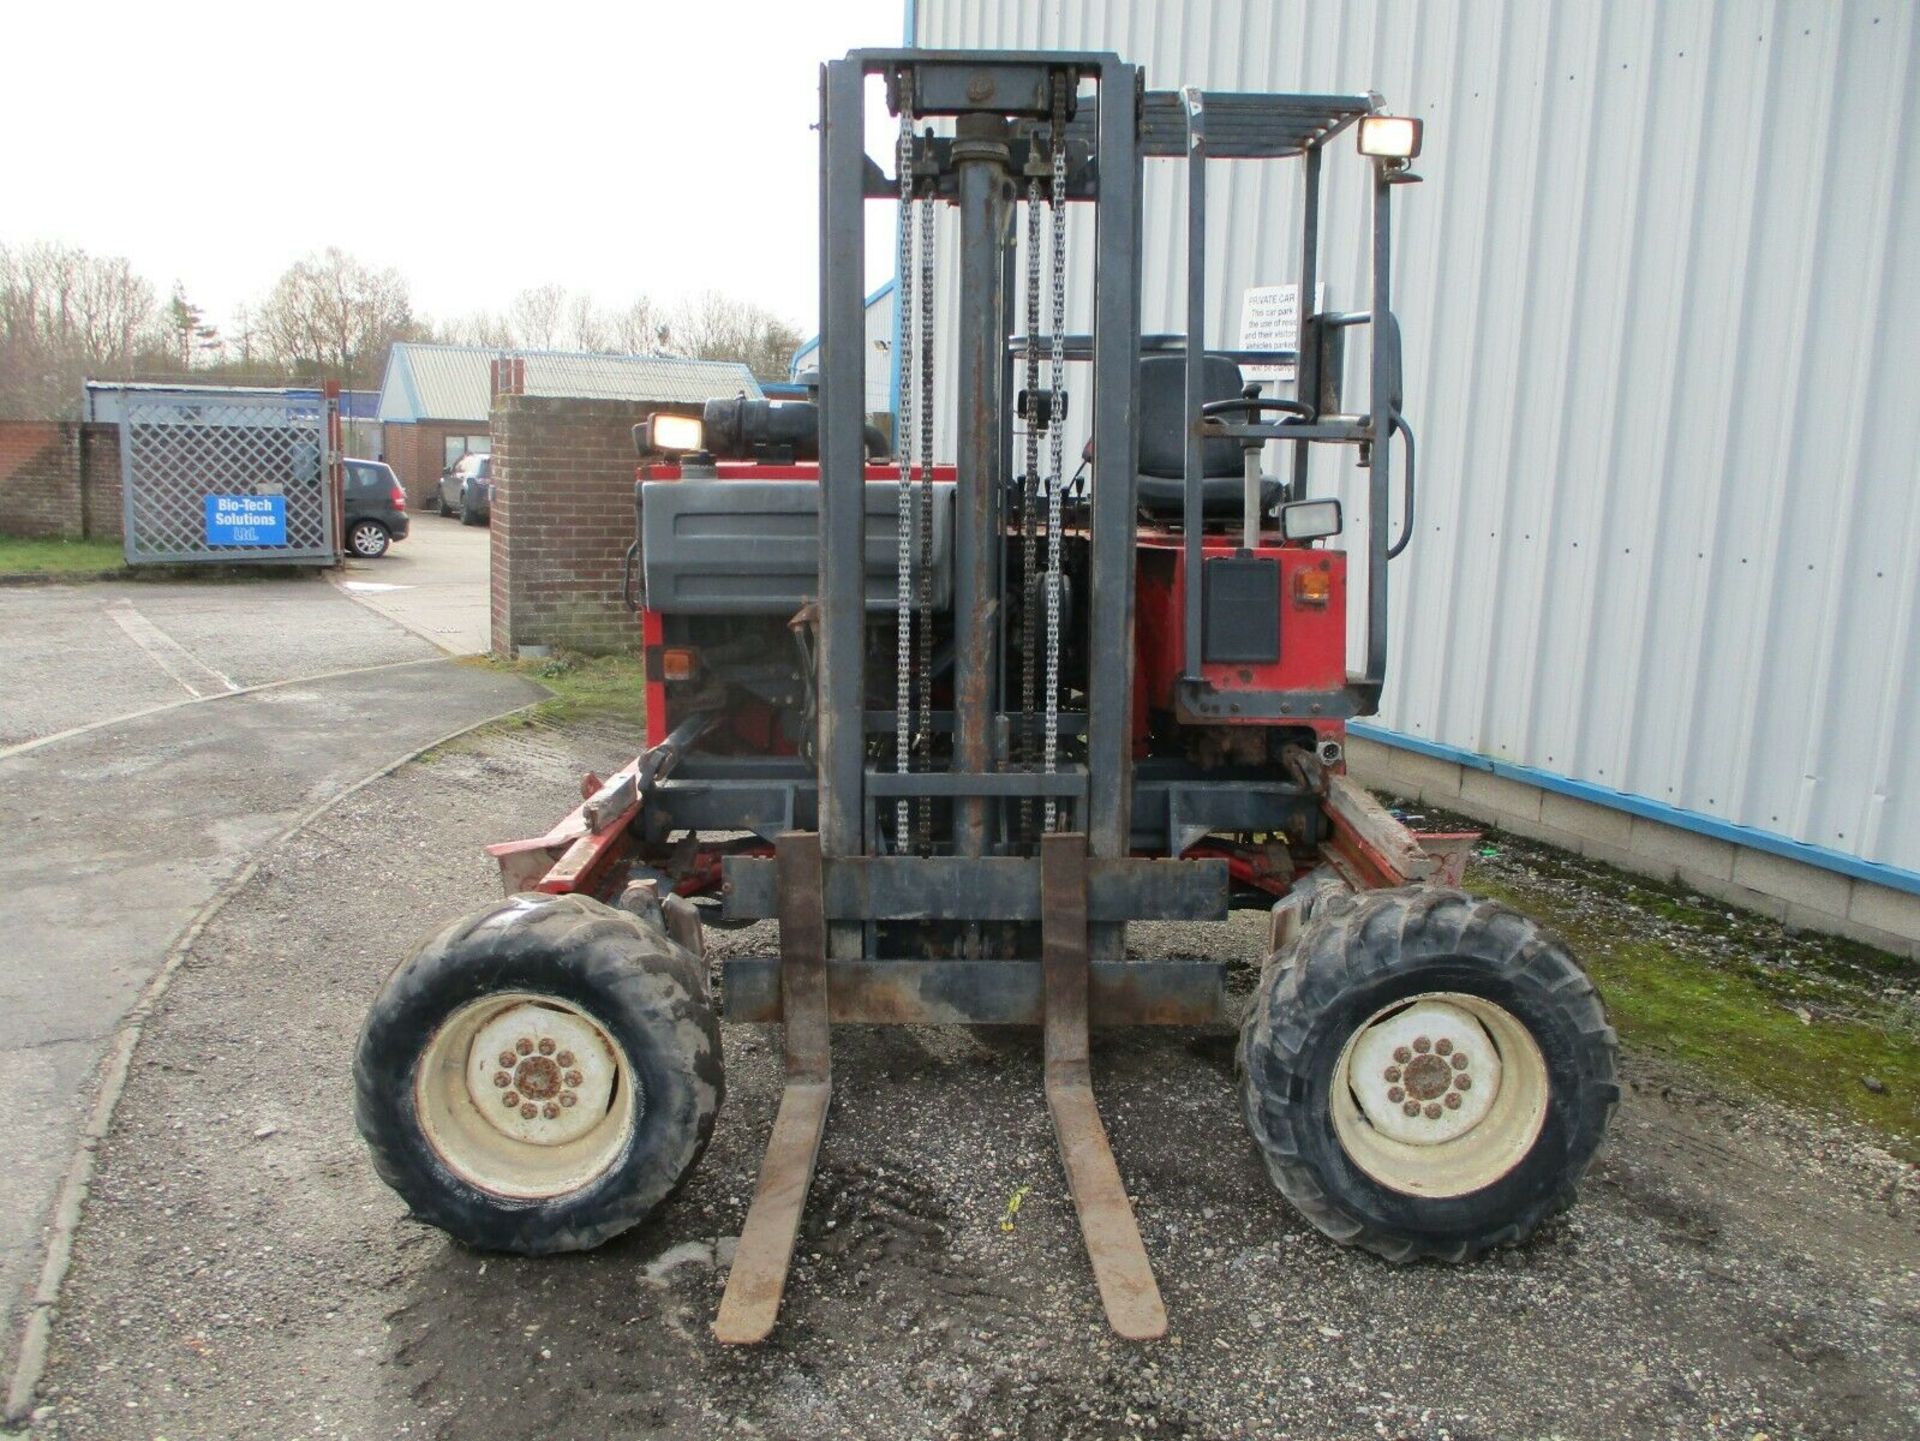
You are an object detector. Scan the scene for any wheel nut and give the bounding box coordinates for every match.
[565,1070,584,1088]
[559,1092,577,1109]
[556,1050,575,1068]
[1387,1086,1405,1103]
[492,1071,511,1088]
[538,1038,556,1056]
[1455,1074,1472,1091]
[515,1037,534,1056]
[1444,1092,1462,1110]
[520,1103,537,1120]
[1435,1038,1453,1056]
[1383,1066,1402,1083]
[1452,1053,1470,1070]
[497,1051,516,1069]
[1424,1103,1442,1120]
[542,1102,559,1119]
[1412,1036,1431,1054]
[1393,1046,1412,1064]
[1401,1100,1420,1117]
[503,1091,521,1108]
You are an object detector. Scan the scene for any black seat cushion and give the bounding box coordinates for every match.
[1136,353,1275,517]
[1136,472,1284,517]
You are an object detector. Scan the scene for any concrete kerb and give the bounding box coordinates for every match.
[0,656,452,766]
[0,571,128,587]
[0,694,544,1431]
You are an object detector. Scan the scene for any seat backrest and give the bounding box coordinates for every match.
[1137,353,1247,479]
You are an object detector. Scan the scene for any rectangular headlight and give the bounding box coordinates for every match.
[1280,498,1343,542]
[644,413,705,454]
[1358,115,1423,160]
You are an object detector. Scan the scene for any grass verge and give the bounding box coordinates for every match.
[443,651,648,738]
[0,535,125,576]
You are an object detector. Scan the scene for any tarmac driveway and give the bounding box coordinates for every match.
[0,571,539,1402]
[21,713,1918,1441]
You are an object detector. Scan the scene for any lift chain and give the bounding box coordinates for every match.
[893,109,915,848]
[1043,79,1068,830]
[1018,175,1042,845]
[915,139,937,857]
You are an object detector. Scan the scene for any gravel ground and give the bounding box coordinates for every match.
[27,717,1920,1440]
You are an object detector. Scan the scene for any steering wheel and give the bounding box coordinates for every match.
[1199,396,1316,422]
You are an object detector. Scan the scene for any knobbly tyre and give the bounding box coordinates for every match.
[354,49,1616,1341]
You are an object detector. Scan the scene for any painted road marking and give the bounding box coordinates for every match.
[105,601,239,699]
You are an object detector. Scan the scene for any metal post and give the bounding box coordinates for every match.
[997,235,1019,779]
[1086,61,1143,948]
[1291,144,1322,503]
[1179,88,1207,683]
[1365,165,1393,687]
[951,113,1012,859]
[818,59,869,912]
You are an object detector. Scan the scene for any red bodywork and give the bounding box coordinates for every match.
[1133,529,1348,740]
[506,461,1468,907]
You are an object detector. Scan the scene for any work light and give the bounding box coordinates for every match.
[644,414,706,455]
[1357,115,1423,160]
[1281,498,1343,542]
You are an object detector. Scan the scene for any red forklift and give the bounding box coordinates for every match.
[354,49,1616,1342]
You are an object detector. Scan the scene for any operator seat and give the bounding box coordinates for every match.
[1134,353,1285,520]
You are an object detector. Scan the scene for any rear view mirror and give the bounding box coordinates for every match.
[1378,311,1403,414]
[1280,498,1342,542]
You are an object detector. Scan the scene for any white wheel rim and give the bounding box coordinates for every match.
[353,525,383,555]
[1329,991,1548,1199]
[415,993,640,1200]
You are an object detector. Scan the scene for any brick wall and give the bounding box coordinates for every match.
[490,395,699,657]
[0,422,121,541]
[80,424,122,541]
[383,420,491,509]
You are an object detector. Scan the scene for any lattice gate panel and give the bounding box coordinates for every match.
[120,391,338,564]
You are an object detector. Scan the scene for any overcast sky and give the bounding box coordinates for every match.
[1,0,906,335]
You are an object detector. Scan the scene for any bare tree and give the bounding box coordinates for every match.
[508,284,564,350]
[230,303,255,367]
[256,247,419,386]
[434,310,514,348]
[665,291,805,381]
[566,292,610,352]
[0,240,161,417]
[609,296,666,356]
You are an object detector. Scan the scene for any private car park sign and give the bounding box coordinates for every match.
[204,494,288,548]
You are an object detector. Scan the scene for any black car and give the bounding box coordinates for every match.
[438,452,492,525]
[344,459,410,558]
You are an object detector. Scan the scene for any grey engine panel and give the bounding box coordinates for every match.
[642,479,956,614]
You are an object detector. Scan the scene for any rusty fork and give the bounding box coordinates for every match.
[712,832,831,1345]
[1041,832,1168,1341]
[714,830,1164,1343]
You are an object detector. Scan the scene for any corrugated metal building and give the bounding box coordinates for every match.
[375,343,763,505]
[909,0,1920,948]
[376,344,762,424]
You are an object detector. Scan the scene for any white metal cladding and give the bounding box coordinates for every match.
[909,0,1920,883]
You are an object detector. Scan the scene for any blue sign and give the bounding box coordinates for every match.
[204,494,288,547]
